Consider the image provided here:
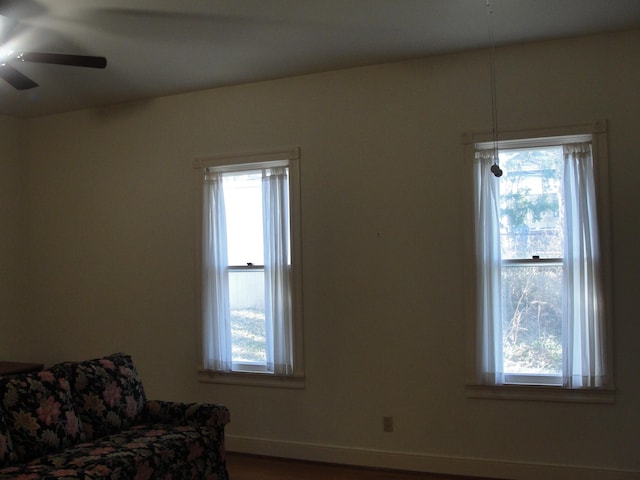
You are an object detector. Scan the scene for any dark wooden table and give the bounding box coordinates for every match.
[0,361,44,376]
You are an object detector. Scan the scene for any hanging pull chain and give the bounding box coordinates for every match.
[487,0,503,177]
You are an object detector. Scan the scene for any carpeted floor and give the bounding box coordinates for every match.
[225,453,491,480]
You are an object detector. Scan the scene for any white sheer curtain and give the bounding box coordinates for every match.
[474,149,504,385]
[562,142,606,388]
[202,170,233,371]
[475,142,606,388]
[262,167,294,375]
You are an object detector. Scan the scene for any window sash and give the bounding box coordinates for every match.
[228,265,267,370]
[495,258,563,385]
[228,263,295,374]
[502,258,562,265]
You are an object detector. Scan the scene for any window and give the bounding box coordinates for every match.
[194,148,304,388]
[464,123,613,402]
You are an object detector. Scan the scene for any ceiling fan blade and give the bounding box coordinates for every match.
[19,52,107,69]
[0,63,37,89]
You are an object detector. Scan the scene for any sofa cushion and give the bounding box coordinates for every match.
[0,411,17,467]
[54,353,147,440]
[24,423,228,479]
[0,370,84,463]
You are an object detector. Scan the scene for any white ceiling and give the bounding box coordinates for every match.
[0,0,638,117]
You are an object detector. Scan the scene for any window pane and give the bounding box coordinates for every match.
[501,264,562,375]
[229,269,266,364]
[498,147,563,259]
[223,172,264,266]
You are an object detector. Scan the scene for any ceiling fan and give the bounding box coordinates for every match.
[0,0,107,90]
[0,50,107,90]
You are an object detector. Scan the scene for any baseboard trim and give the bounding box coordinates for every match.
[226,435,638,480]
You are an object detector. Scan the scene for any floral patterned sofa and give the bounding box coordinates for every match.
[0,353,230,479]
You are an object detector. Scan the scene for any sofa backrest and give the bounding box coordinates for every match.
[50,353,147,440]
[0,369,85,463]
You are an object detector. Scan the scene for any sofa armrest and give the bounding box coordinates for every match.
[142,400,230,429]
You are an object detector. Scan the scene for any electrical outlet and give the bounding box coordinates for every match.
[383,416,394,432]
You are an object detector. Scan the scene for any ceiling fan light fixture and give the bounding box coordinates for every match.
[0,48,14,62]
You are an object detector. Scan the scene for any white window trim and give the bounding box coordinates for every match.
[197,368,306,389]
[462,121,615,403]
[193,147,305,389]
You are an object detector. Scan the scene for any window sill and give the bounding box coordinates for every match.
[465,383,615,404]
[197,369,305,389]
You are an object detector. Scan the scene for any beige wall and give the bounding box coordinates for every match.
[0,115,28,357]
[16,30,640,478]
